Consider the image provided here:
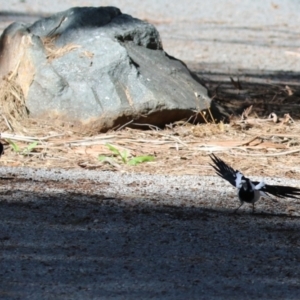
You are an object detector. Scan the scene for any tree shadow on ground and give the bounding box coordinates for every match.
[189,63,300,122]
[1,189,300,299]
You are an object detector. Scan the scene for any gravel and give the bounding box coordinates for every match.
[2,0,300,72]
[1,167,300,299]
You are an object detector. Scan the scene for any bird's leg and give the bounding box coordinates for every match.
[252,203,255,214]
[234,202,244,213]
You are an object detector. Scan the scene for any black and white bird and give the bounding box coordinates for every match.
[209,153,300,212]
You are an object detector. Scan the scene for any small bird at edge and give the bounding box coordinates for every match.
[209,153,300,213]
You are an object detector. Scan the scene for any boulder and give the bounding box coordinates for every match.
[0,6,213,131]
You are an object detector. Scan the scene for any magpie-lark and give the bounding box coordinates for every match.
[209,153,300,212]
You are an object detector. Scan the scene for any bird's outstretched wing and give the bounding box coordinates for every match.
[252,181,300,199]
[209,154,242,187]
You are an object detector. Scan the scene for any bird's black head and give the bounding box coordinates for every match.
[238,178,255,203]
[241,177,253,191]
[235,172,248,189]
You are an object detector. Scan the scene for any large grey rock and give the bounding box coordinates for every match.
[0,6,212,131]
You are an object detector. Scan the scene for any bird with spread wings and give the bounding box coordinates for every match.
[210,153,300,212]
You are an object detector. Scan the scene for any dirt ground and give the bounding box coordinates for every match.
[1,65,300,181]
